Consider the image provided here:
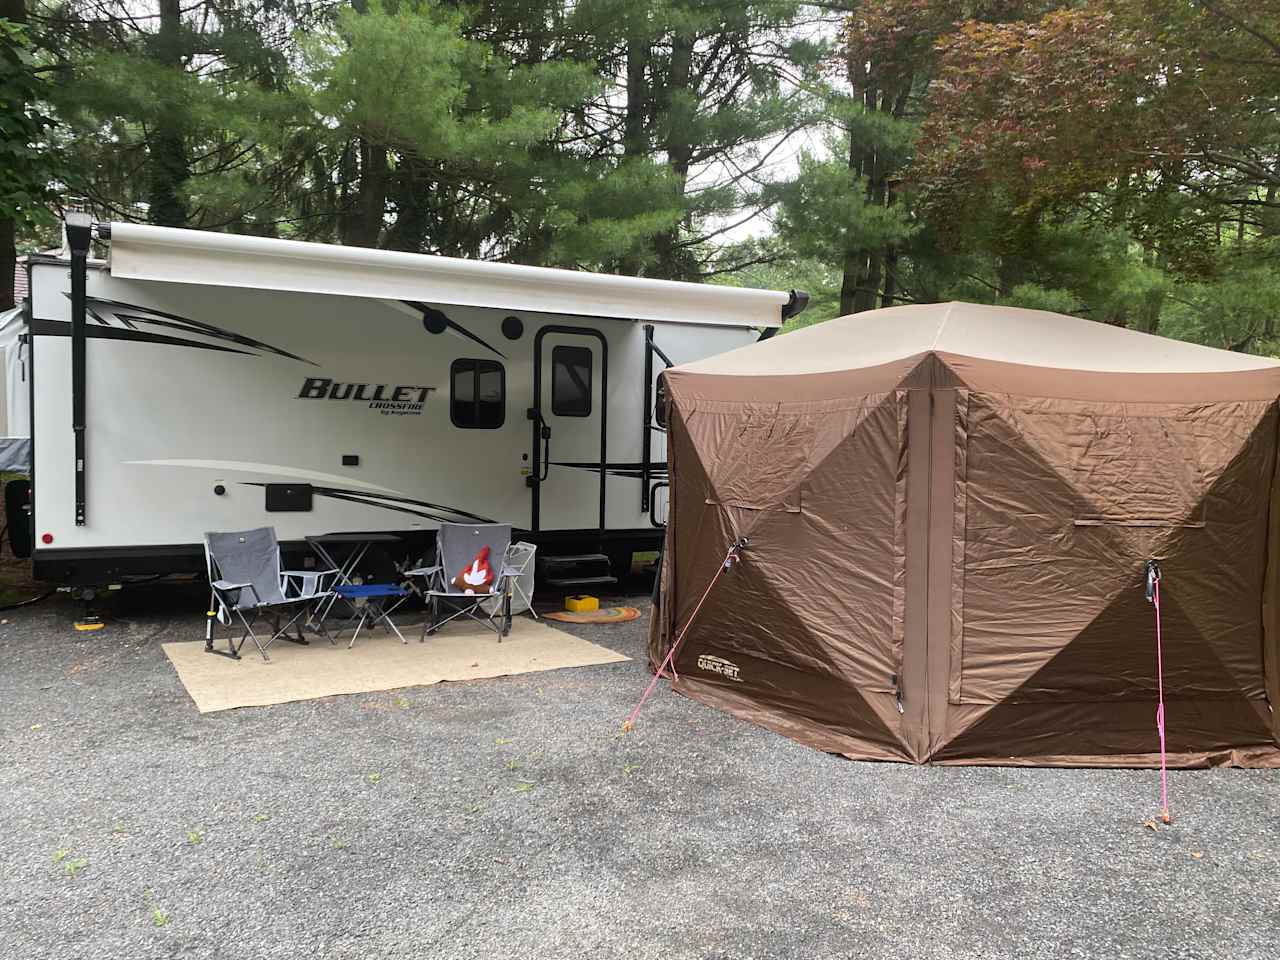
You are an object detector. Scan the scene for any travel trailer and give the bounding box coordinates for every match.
[11,216,806,587]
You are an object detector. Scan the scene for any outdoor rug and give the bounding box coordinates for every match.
[542,606,642,624]
[163,618,629,713]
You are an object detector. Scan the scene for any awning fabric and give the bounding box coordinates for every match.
[107,222,788,329]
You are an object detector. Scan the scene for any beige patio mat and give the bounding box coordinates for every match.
[163,618,629,714]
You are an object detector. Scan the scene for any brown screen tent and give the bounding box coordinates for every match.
[649,302,1280,767]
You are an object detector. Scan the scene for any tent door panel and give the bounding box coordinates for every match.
[953,393,1274,706]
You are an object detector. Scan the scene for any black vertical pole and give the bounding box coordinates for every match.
[641,325,654,514]
[66,212,93,527]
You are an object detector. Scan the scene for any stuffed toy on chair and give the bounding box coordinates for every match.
[453,545,495,595]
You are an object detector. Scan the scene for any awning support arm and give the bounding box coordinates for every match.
[66,213,93,527]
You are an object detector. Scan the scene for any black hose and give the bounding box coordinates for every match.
[0,589,54,612]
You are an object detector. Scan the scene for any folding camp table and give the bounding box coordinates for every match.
[304,532,403,622]
[332,583,411,647]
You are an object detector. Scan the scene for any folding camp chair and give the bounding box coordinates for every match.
[204,527,338,662]
[406,523,517,641]
[484,541,537,620]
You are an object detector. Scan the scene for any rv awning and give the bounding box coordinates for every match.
[106,222,788,328]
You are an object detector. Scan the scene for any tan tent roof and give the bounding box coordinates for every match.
[679,301,1280,375]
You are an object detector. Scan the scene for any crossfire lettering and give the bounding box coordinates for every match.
[696,654,743,682]
[297,377,437,416]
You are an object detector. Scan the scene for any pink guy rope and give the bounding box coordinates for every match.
[623,538,747,732]
[1146,560,1171,824]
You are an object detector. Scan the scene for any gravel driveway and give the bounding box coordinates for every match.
[1,580,1277,960]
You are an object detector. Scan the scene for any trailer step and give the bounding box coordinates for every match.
[540,553,612,566]
[544,574,619,588]
[537,552,618,588]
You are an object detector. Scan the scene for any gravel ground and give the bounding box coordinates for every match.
[1,579,1278,960]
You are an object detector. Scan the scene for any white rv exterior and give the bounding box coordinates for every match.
[19,221,804,584]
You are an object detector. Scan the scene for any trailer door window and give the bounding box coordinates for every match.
[551,345,592,417]
[451,359,505,429]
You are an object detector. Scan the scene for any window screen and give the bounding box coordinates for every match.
[552,345,592,417]
[451,359,505,429]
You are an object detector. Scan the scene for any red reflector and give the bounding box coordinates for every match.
[41,533,53,545]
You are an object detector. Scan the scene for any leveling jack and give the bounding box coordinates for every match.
[58,584,120,632]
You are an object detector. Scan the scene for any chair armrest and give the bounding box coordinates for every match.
[499,565,520,578]
[280,568,339,599]
[212,580,261,607]
[403,565,441,577]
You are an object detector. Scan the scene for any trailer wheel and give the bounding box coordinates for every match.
[607,548,632,581]
[4,479,32,559]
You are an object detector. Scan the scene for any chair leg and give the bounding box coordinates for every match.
[510,579,536,619]
[206,589,217,648]
[237,611,269,662]
[502,590,512,640]
[425,595,439,638]
[374,600,408,644]
[348,611,368,649]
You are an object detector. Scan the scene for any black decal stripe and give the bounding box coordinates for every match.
[405,301,507,359]
[310,490,475,524]
[113,313,315,366]
[242,482,495,524]
[310,486,495,523]
[70,294,317,366]
[550,460,668,480]
[31,318,255,356]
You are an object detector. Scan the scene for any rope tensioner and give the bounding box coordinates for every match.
[622,537,749,732]
[1145,559,1171,825]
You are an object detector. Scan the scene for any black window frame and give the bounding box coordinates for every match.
[551,344,593,418]
[450,358,506,430]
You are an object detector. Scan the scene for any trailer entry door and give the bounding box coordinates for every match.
[529,327,607,533]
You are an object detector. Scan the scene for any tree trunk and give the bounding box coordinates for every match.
[880,179,900,308]
[652,31,695,280]
[852,150,887,312]
[338,140,388,248]
[839,251,863,315]
[841,61,888,314]
[146,0,190,226]
[839,67,867,315]
[0,216,14,313]
[616,32,650,276]
[622,36,648,161]
[1,0,26,308]
[385,154,431,253]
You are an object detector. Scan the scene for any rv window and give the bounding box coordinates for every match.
[451,359,505,429]
[551,345,592,417]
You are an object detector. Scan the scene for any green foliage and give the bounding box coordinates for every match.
[12,0,1280,358]
[0,17,61,230]
[1163,258,1280,357]
[710,237,842,330]
[775,147,916,268]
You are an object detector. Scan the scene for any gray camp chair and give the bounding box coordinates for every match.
[204,527,338,661]
[406,523,517,641]
[485,541,537,619]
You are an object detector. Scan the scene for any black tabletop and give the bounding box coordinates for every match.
[305,532,403,544]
